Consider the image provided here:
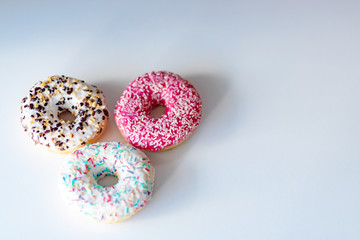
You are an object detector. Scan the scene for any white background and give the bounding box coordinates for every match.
[1,0,360,239]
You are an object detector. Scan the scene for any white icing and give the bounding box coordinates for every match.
[59,142,155,223]
[20,75,109,152]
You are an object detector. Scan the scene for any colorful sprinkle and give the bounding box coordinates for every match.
[114,71,202,151]
[60,142,155,223]
[20,75,109,152]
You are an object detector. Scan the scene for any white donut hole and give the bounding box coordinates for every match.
[97,174,119,187]
[150,104,166,119]
[90,163,120,188]
[58,109,76,123]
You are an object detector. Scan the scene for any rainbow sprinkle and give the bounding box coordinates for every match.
[59,142,155,223]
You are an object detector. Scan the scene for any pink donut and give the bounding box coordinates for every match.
[114,71,202,151]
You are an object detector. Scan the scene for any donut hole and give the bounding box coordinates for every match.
[58,109,76,123]
[150,104,166,119]
[97,174,119,187]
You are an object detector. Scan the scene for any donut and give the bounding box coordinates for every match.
[59,142,155,223]
[20,75,109,154]
[114,71,202,151]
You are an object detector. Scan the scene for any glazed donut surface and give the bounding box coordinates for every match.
[60,142,155,223]
[20,75,109,153]
[115,71,202,151]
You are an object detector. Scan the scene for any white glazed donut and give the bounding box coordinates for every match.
[59,142,155,223]
[20,75,109,153]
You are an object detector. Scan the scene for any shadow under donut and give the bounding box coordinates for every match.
[93,79,129,143]
[185,73,239,143]
[134,72,233,220]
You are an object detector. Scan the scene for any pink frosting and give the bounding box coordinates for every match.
[114,71,202,151]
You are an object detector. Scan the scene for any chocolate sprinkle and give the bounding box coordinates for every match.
[20,75,109,152]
